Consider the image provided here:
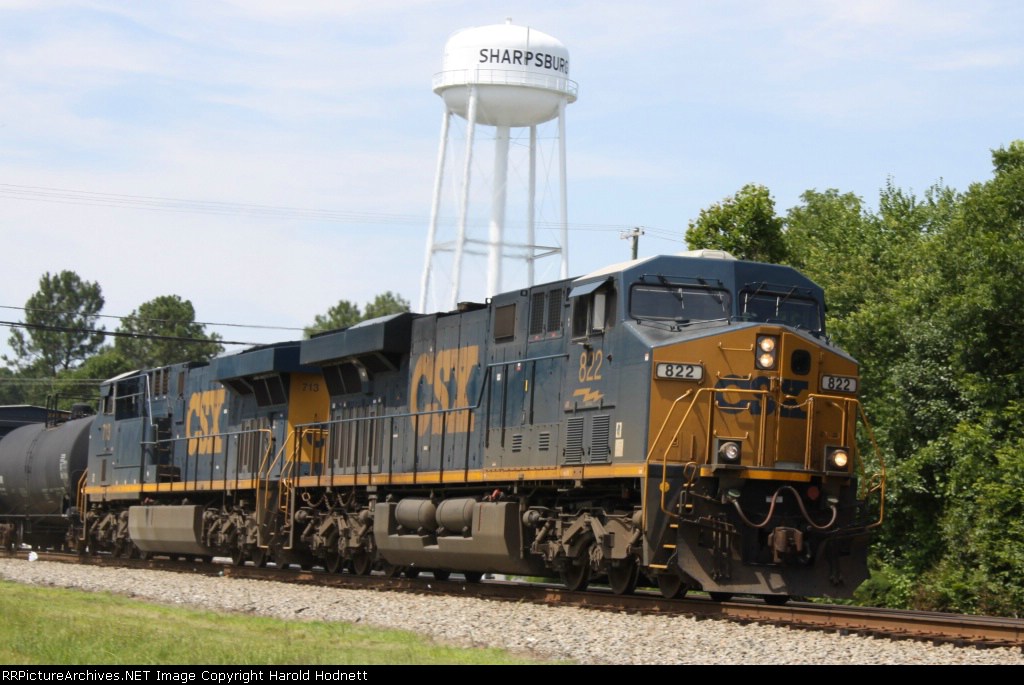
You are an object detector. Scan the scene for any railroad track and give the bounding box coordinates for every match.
[18,550,1024,651]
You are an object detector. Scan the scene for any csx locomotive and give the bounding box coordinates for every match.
[0,250,884,602]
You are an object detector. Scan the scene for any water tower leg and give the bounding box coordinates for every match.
[489,125,510,299]
[527,125,536,287]
[558,99,569,279]
[452,86,478,310]
[420,109,451,313]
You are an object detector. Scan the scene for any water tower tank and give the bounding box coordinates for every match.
[433,22,577,127]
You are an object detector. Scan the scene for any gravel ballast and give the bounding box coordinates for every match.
[1,558,1022,665]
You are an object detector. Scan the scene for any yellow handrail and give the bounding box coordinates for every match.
[75,469,89,543]
[643,387,886,529]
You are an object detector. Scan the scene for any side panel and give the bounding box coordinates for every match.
[288,372,330,473]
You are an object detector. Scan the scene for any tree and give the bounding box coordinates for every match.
[363,291,411,320]
[115,295,223,370]
[304,300,362,337]
[685,183,788,263]
[304,292,410,337]
[6,270,105,374]
[827,142,1024,616]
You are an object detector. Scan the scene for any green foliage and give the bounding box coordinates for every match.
[363,291,411,320]
[305,291,410,338]
[685,183,788,263]
[6,270,105,374]
[115,295,223,369]
[783,141,1024,617]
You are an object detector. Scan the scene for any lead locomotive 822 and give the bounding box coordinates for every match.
[2,250,885,603]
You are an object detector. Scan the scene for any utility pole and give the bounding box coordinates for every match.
[620,227,644,260]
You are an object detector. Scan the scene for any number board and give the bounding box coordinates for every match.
[655,362,704,381]
[821,374,858,393]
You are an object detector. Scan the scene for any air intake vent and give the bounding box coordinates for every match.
[538,432,551,451]
[565,417,584,464]
[511,433,524,453]
[591,415,610,463]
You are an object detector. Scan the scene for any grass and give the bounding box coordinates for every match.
[0,580,553,665]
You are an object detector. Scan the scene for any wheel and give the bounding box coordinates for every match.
[607,558,640,596]
[463,571,483,583]
[403,567,421,579]
[251,548,269,568]
[656,573,687,599]
[709,592,733,602]
[325,553,343,574]
[230,547,246,567]
[349,551,373,576]
[560,544,592,592]
[763,594,790,606]
[382,563,402,578]
[432,570,451,581]
[139,551,152,561]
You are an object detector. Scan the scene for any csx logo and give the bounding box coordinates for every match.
[715,376,808,418]
[186,388,226,455]
[410,346,480,436]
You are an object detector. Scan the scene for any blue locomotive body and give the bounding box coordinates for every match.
[2,251,884,601]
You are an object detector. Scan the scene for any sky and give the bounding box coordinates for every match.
[1,1,1021,360]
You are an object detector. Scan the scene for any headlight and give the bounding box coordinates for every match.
[718,440,741,463]
[755,335,778,369]
[826,447,850,470]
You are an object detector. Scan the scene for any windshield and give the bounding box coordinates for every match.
[741,291,822,331]
[630,284,731,322]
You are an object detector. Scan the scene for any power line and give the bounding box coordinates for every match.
[0,378,107,384]
[0,321,257,346]
[0,305,304,332]
[0,182,660,234]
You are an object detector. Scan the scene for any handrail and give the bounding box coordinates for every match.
[74,469,89,543]
[432,68,578,98]
[644,387,886,530]
[645,387,772,519]
[855,402,887,529]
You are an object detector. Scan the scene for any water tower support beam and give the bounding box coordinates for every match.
[451,86,478,310]
[558,99,569,278]
[488,125,510,298]
[420,109,452,313]
[527,125,537,287]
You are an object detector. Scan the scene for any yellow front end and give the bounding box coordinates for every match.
[644,324,879,599]
[648,325,860,480]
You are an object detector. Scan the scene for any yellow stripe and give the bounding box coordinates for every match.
[698,466,814,482]
[86,463,827,497]
[87,463,651,496]
[85,479,261,496]
[292,463,649,488]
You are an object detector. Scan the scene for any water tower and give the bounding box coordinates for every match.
[419,19,578,312]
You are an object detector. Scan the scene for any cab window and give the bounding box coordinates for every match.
[630,284,731,323]
[740,290,822,332]
[571,286,615,338]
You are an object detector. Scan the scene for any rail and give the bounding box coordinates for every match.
[432,68,578,99]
